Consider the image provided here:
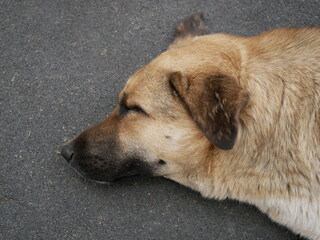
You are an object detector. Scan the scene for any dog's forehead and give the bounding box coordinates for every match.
[120,43,219,102]
[121,62,169,100]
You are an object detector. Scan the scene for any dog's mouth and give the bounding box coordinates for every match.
[72,167,112,184]
[68,161,141,184]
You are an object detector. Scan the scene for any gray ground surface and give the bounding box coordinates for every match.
[1,0,319,239]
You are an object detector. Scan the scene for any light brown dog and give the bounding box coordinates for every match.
[61,13,320,239]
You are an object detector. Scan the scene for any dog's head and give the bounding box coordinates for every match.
[61,14,249,184]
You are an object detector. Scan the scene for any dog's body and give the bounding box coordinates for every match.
[61,14,320,239]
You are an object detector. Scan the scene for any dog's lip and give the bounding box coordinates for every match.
[68,164,113,184]
[66,160,136,184]
[87,178,112,185]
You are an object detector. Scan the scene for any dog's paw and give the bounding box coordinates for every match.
[175,13,208,38]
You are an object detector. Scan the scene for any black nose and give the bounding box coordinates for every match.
[61,142,74,162]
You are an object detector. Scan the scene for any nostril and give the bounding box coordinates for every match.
[61,143,74,163]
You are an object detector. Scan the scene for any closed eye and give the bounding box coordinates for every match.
[127,105,145,113]
[119,93,148,117]
[119,103,147,116]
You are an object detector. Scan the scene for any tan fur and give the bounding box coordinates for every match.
[65,16,320,239]
[120,27,320,239]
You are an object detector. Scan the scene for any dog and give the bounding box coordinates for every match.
[61,13,320,239]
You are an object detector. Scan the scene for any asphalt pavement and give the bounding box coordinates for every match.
[1,0,319,239]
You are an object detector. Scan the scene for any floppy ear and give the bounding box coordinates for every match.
[169,72,249,150]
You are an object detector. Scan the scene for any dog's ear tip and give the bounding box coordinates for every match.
[175,13,208,37]
[211,134,237,150]
[213,141,235,150]
[169,13,208,49]
[206,123,238,150]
